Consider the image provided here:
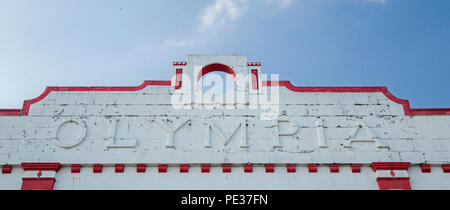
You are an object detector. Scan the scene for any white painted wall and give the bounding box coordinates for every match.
[0,55,449,189]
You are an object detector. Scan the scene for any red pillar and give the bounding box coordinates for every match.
[371,162,411,190]
[21,163,61,190]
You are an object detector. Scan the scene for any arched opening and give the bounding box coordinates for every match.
[198,63,236,94]
[197,63,236,81]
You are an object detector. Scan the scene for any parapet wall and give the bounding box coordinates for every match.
[1,55,449,190]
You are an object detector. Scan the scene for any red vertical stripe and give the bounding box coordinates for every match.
[251,69,259,90]
[175,69,182,89]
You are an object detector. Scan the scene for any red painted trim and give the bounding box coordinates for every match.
[3,77,448,116]
[330,164,339,173]
[222,164,231,173]
[71,164,81,173]
[371,162,410,171]
[21,163,60,190]
[410,108,450,115]
[371,162,411,190]
[265,164,274,173]
[175,69,183,89]
[173,61,187,66]
[180,164,189,173]
[93,164,102,173]
[263,80,450,116]
[308,164,318,173]
[115,164,124,173]
[251,69,259,90]
[376,177,411,190]
[286,164,296,173]
[421,164,431,173]
[201,164,210,173]
[0,80,171,116]
[377,177,411,181]
[351,164,361,173]
[137,164,146,173]
[158,164,167,173]
[21,162,61,172]
[2,165,12,174]
[197,63,236,81]
[0,109,21,116]
[443,164,450,173]
[244,164,253,173]
[21,177,56,190]
[247,62,261,66]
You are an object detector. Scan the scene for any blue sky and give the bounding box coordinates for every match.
[0,0,449,108]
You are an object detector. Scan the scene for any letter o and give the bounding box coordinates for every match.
[52,119,87,148]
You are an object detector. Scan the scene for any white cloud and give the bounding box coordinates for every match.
[163,39,193,47]
[266,0,293,8]
[199,0,294,31]
[199,0,248,31]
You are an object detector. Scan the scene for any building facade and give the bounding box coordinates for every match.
[0,54,449,190]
